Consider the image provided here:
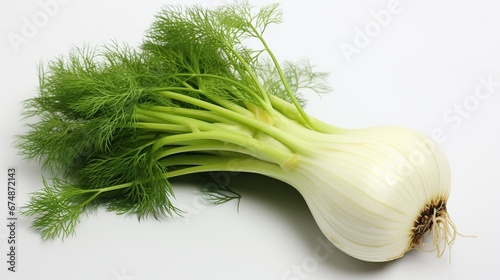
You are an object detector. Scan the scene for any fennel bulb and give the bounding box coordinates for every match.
[17,1,457,262]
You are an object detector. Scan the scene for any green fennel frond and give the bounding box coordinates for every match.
[259,59,331,107]
[18,1,331,239]
[199,185,241,210]
[20,178,98,240]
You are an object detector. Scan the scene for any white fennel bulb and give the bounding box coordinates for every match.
[228,116,456,262]
[289,127,452,261]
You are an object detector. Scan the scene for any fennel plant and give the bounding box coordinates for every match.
[18,2,457,262]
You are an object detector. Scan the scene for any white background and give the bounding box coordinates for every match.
[1,0,499,279]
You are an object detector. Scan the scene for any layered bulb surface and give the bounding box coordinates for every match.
[268,126,455,262]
